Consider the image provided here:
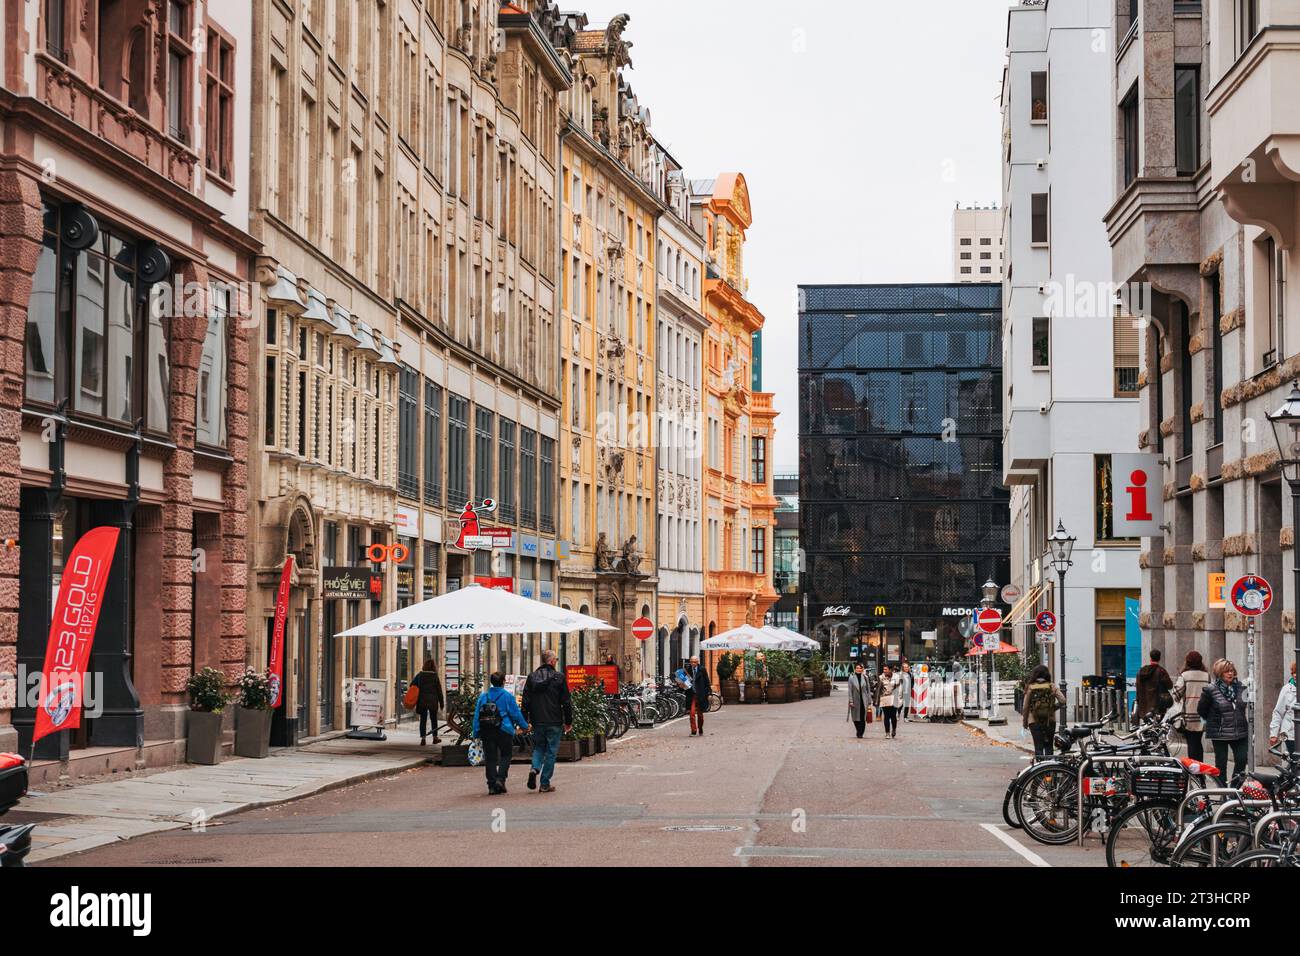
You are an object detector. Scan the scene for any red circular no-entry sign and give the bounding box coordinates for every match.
[976,608,1003,634]
[632,617,654,641]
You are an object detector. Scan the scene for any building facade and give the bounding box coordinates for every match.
[247,0,568,741]
[653,147,706,677]
[1002,0,1141,688]
[799,283,1008,668]
[694,174,778,640]
[953,203,1004,283]
[1105,0,1298,760]
[554,14,663,680]
[1,0,257,767]
[772,473,802,632]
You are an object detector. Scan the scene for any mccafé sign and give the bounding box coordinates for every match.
[822,604,888,617]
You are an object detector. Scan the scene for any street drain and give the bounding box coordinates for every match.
[661,825,740,832]
[146,857,222,865]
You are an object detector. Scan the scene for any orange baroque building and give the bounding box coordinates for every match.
[690,174,778,642]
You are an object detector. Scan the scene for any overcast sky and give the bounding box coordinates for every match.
[582,0,1012,472]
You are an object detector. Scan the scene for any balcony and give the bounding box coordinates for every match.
[1003,404,1050,485]
[1207,24,1300,246]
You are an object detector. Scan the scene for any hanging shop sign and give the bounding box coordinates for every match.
[1109,453,1164,537]
[322,566,381,600]
[1208,572,1226,611]
[454,498,499,550]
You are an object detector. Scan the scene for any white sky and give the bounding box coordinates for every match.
[581,0,1012,471]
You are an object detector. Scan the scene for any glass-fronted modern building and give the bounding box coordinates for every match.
[772,474,801,631]
[798,283,1009,669]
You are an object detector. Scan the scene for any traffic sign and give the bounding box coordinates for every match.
[1035,632,1056,644]
[1000,583,1022,605]
[980,632,1001,650]
[631,616,654,641]
[1230,575,1273,617]
[976,607,1003,634]
[957,615,975,639]
[1035,610,1057,634]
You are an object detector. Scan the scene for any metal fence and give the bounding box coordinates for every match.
[1074,685,1132,730]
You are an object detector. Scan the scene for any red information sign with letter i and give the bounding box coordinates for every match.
[33,526,120,746]
[269,556,294,709]
[1111,454,1163,537]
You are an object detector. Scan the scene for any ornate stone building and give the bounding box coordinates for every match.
[692,174,778,640]
[554,13,663,679]
[0,0,257,773]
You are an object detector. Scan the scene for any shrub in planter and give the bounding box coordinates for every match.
[718,652,741,702]
[440,673,483,765]
[233,668,275,759]
[185,667,230,765]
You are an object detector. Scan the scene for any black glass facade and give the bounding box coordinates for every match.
[798,283,1009,667]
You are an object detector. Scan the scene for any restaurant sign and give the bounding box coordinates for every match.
[322,566,381,600]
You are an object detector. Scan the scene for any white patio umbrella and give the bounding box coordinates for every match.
[699,624,786,651]
[761,626,821,651]
[334,583,616,637]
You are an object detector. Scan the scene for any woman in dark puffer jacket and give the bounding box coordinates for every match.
[1197,658,1250,786]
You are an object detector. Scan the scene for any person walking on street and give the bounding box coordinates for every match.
[685,656,711,736]
[848,664,872,738]
[1269,661,1297,756]
[473,672,529,795]
[1198,658,1250,786]
[898,662,913,721]
[522,649,572,793]
[1135,648,1174,719]
[412,659,444,746]
[1022,664,1066,758]
[1173,650,1210,761]
[878,665,901,738]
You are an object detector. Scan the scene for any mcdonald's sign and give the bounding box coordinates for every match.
[873,605,887,616]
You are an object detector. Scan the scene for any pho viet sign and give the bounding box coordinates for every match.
[322,566,381,600]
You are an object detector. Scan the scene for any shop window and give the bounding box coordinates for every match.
[1095,454,1137,543]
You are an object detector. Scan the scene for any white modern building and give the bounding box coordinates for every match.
[653,146,707,678]
[1001,0,1142,694]
[953,204,1004,282]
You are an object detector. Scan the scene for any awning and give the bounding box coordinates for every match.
[334,583,615,637]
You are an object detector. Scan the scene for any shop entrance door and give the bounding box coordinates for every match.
[320,601,337,731]
[295,606,309,733]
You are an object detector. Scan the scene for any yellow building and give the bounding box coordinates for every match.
[555,15,664,678]
[692,174,778,640]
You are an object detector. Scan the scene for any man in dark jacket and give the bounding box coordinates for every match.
[685,656,711,737]
[1135,648,1174,718]
[412,660,444,745]
[521,649,572,793]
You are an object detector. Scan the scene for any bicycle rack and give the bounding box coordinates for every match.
[1251,809,1300,848]
[1207,797,1272,866]
[1076,754,1180,847]
[1176,787,1241,829]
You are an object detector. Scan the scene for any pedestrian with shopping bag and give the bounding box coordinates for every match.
[1172,650,1210,761]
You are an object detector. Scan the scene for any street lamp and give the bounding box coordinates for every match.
[1047,520,1076,729]
[1267,382,1300,763]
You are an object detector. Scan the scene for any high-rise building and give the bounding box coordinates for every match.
[1001,0,1140,687]
[799,283,1008,666]
[772,474,803,632]
[1,1,258,767]
[693,175,778,640]
[1105,0,1298,761]
[953,204,1004,283]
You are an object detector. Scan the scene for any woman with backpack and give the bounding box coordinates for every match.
[1197,658,1250,786]
[411,659,444,746]
[1022,664,1066,757]
[1172,650,1210,761]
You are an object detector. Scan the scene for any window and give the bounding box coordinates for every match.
[751,436,766,484]
[960,238,972,246]
[1032,317,1050,368]
[167,2,193,142]
[1095,455,1136,542]
[424,382,442,506]
[1121,86,1140,187]
[24,202,172,433]
[1030,193,1049,245]
[979,238,991,246]
[1174,66,1200,176]
[520,428,537,527]
[540,436,555,534]
[196,283,229,446]
[1237,0,1260,56]
[1179,303,1194,456]
[1261,235,1285,369]
[397,365,420,499]
[447,393,468,505]
[960,252,971,260]
[1113,313,1140,397]
[1210,271,1224,446]
[751,527,766,574]
[204,26,235,179]
[1030,71,1048,122]
[45,0,66,60]
[498,420,516,523]
[474,407,494,501]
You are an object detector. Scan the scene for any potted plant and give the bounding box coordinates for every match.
[233,668,275,758]
[557,727,584,762]
[185,667,229,765]
[571,678,602,756]
[766,652,789,703]
[440,673,483,767]
[743,652,765,703]
[717,653,741,703]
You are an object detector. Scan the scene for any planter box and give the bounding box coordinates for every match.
[557,739,582,762]
[439,744,471,767]
[721,680,740,703]
[186,711,224,765]
[593,734,607,754]
[767,683,787,704]
[233,707,273,759]
[579,736,594,757]
[743,681,764,703]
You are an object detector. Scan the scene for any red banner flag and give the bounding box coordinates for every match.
[268,556,293,709]
[33,526,120,746]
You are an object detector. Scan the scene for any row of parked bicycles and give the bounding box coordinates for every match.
[598,679,723,740]
[1002,710,1300,867]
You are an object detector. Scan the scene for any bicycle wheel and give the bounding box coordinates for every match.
[1225,848,1288,868]
[708,692,722,713]
[1002,781,1022,830]
[1106,799,1180,868]
[1014,763,1080,845]
[1168,820,1253,867]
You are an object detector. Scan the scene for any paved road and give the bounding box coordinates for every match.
[44,695,1108,867]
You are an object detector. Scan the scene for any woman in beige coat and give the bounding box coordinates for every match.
[878,665,902,738]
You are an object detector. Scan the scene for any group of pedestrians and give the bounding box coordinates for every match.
[847,661,913,739]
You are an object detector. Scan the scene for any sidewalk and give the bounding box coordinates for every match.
[960,716,1033,753]
[14,727,435,863]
